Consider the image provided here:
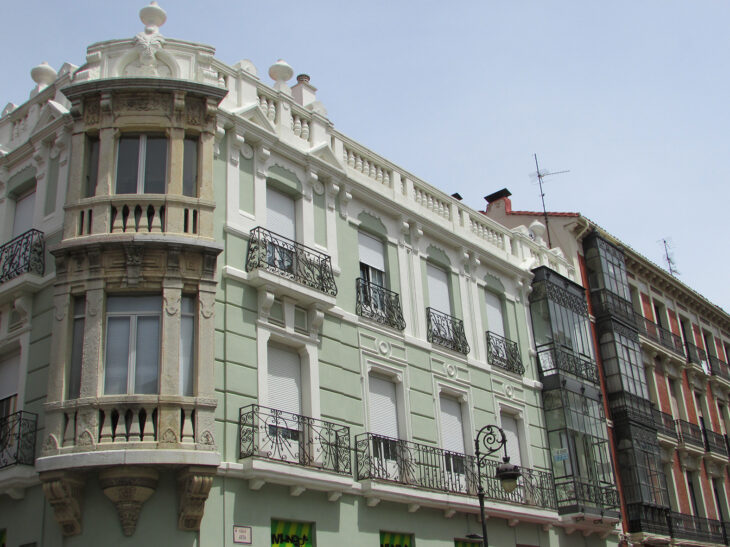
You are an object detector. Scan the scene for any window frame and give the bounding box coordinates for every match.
[115,134,168,195]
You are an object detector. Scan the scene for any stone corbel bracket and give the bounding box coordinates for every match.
[99,466,159,537]
[177,466,215,531]
[40,471,86,537]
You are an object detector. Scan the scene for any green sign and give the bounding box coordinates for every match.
[271,520,313,547]
[380,531,413,547]
[454,541,481,547]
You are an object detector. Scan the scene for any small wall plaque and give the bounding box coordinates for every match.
[233,525,252,544]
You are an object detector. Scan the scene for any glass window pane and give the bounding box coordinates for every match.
[85,137,100,197]
[105,317,130,394]
[180,315,194,396]
[134,316,160,394]
[107,295,161,314]
[116,137,140,194]
[182,138,198,197]
[144,137,167,194]
[69,314,85,399]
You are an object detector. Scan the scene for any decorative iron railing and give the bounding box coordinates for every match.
[676,419,704,449]
[554,477,619,513]
[354,433,555,509]
[245,227,337,296]
[535,343,598,383]
[685,342,709,370]
[590,289,636,325]
[668,512,725,544]
[704,428,728,457]
[0,229,45,285]
[608,391,655,428]
[426,308,470,355]
[709,355,730,382]
[626,503,671,536]
[633,313,685,356]
[486,331,524,375]
[355,278,405,330]
[653,408,678,439]
[0,410,37,468]
[480,458,556,510]
[239,404,351,476]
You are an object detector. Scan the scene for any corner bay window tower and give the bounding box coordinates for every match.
[529,266,619,519]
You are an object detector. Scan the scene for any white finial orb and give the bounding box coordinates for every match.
[140,2,167,29]
[269,59,293,83]
[31,62,57,86]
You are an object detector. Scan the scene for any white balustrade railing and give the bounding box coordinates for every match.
[258,92,277,122]
[342,146,392,187]
[291,113,310,141]
[468,213,506,250]
[413,182,451,221]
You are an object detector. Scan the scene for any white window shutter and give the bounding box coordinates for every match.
[439,396,465,454]
[358,232,385,271]
[0,353,19,402]
[267,345,302,415]
[266,187,296,240]
[486,292,505,338]
[427,263,451,315]
[368,376,399,439]
[12,191,36,237]
[501,414,522,467]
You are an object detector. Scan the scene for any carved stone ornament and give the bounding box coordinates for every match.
[41,471,86,537]
[42,433,60,455]
[99,466,159,537]
[177,467,215,531]
[199,292,215,319]
[161,427,178,444]
[164,294,181,316]
[126,2,169,77]
[199,430,215,447]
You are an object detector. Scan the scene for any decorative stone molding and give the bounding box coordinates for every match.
[177,466,215,531]
[99,466,159,537]
[40,471,86,536]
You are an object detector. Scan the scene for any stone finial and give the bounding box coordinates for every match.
[31,62,57,87]
[140,1,167,31]
[269,59,293,94]
[529,220,546,245]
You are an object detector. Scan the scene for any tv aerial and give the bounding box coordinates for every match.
[530,154,569,248]
[660,238,680,276]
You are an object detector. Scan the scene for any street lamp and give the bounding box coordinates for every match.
[473,424,521,547]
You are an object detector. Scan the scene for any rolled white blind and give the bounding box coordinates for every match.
[266,187,296,240]
[368,376,399,439]
[0,353,19,402]
[267,345,302,415]
[12,191,36,237]
[358,232,385,271]
[486,291,505,338]
[439,396,465,454]
[427,263,451,314]
[501,413,522,466]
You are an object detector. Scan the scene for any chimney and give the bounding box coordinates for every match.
[484,188,511,204]
[292,74,317,107]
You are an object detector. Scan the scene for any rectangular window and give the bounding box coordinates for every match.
[440,395,466,482]
[486,291,505,338]
[0,353,20,418]
[115,135,167,194]
[12,190,36,237]
[358,231,386,286]
[267,344,302,415]
[427,263,451,314]
[501,413,522,467]
[180,296,195,396]
[44,154,60,215]
[265,187,296,273]
[104,295,161,394]
[182,137,198,197]
[271,520,314,547]
[85,135,100,197]
[369,375,401,477]
[68,297,85,399]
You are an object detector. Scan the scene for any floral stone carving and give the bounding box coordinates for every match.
[99,466,159,537]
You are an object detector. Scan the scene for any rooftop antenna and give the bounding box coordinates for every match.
[532,154,569,248]
[661,238,680,276]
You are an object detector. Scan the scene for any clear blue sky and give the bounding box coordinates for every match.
[4,1,729,311]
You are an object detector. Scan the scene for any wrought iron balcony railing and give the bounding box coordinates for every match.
[554,477,620,514]
[608,391,655,428]
[653,408,678,439]
[704,428,728,457]
[426,307,470,355]
[668,512,725,544]
[239,404,351,476]
[685,342,709,370]
[676,419,704,450]
[354,433,556,509]
[0,410,38,468]
[633,313,685,356]
[590,289,636,325]
[355,278,405,330]
[535,343,598,383]
[486,331,524,375]
[245,227,337,296]
[0,229,45,285]
[709,355,730,382]
[626,503,671,536]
